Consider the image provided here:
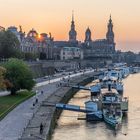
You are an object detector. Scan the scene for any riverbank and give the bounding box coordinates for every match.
[20,72,100,140]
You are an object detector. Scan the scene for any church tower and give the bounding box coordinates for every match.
[106,15,114,44]
[69,12,77,42]
[85,27,92,43]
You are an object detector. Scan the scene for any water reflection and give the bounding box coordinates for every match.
[52,74,140,140]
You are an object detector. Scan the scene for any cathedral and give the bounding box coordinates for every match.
[66,13,116,58]
[83,15,116,59]
[53,14,116,60]
[83,15,115,52]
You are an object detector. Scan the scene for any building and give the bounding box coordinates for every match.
[69,12,77,43]
[60,47,83,60]
[85,27,92,44]
[23,29,54,59]
[53,13,82,60]
[54,12,79,48]
[5,14,116,62]
[7,26,24,42]
[0,26,5,32]
[82,15,116,59]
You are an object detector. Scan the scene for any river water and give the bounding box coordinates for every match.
[52,73,140,140]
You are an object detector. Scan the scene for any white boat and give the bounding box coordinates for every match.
[72,83,101,97]
[114,63,130,78]
[103,108,122,129]
[101,75,123,94]
[101,89,123,129]
[90,84,101,96]
[102,69,122,80]
[119,67,130,78]
[132,67,140,73]
[115,81,123,94]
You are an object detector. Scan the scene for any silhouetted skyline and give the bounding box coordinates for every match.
[0,0,140,52]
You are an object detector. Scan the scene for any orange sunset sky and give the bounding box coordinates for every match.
[0,0,140,52]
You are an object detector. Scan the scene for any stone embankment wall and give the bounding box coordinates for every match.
[27,60,106,78]
[20,72,100,140]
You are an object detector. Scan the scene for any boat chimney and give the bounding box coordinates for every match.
[108,79,111,91]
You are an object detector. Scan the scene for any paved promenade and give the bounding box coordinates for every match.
[0,70,96,140]
[0,84,59,140]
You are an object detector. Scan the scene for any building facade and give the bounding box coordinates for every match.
[69,12,77,43]
[5,14,116,61]
[8,27,54,60]
[82,15,116,60]
[60,47,83,60]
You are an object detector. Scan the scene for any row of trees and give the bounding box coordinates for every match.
[0,58,35,95]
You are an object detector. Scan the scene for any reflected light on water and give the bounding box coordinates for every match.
[52,74,140,140]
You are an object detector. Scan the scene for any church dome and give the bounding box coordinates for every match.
[27,28,38,38]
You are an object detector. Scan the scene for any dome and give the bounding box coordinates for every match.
[27,28,38,38]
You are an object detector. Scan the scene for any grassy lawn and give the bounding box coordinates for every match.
[0,90,35,120]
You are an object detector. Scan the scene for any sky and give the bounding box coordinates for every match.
[0,0,140,52]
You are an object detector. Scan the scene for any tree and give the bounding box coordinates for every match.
[0,66,6,89]
[24,52,39,61]
[4,58,35,95]
[0,30,20,58]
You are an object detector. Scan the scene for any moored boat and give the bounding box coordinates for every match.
[103,107,122,129]
[85,99,102,121]
[101,89,123,129]
[101,76,123,95]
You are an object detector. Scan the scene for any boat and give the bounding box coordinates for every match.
[72,83,101,97]
[101,89,123,129]
[90,84,101,97]
[85,99,102,121]
[101,76,123,94]
[103,107,122,129]
[115,81,123,94]
[132,67,140,73]
[114,63,130,78]
[55,98,103,121]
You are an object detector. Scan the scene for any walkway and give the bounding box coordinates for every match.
[0,69,95,140]
[0,84,59,140]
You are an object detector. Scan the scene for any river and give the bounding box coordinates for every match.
[52,73,140,140]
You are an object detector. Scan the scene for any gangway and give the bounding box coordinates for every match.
[72,84,101,96]
[55,103,103,121]
[56,103,93,113]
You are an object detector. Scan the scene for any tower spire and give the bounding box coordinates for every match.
[109,14,112,23]
[106,14,114,43]
[69,11,77,42]
[72,10,74,22]
[85,27,92,44]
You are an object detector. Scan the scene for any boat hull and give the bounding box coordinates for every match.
[103,113,122,129]
[86,112,103,121]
